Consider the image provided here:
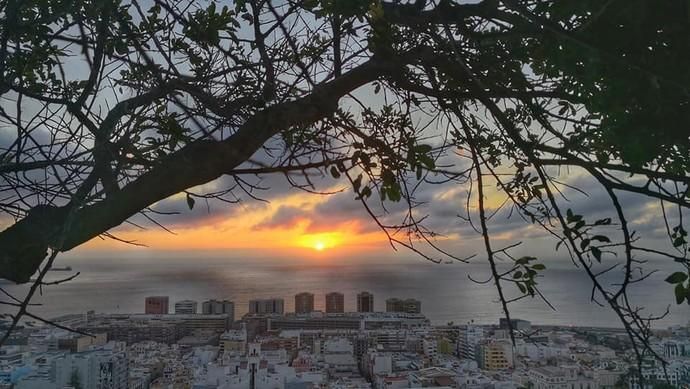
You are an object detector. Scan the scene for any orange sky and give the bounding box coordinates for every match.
[75,172,573,258]
[83,189,389,255]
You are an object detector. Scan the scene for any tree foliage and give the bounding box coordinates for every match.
[0,0,689,374]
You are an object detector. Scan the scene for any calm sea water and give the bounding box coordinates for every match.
[1,253,687,328]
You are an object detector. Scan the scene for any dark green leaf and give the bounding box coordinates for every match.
[591,247,602,262]
[580,239,590,250]
[594,218,612,226]
[330,166,341,179]
[675,283,686,304]
[517,283,526,294]
[353,174,362,192]
[591,235,611,243]
[186,193,195,210]
[665,272,688,284]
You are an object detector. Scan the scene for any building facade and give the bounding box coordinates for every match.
[79,313,231,345]
[325,292,345,313]
[219,328,248,355]
[385,298,421,314]
[295,292,315,314]
[174,300,198,314]
[201,299,234,321]
[477,339,514,370]
[357,291,374,312]
[529,366,597,389]
[16,342,129,389]
[499,318,532,332]
[248,298,285,315]
[458,325,484,360]
[144,296,169,314]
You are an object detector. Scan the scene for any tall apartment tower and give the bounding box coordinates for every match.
[404,298,422,314]
[145,296,169,314]
[357,291,374,312]
[295,292,315,314]
[248,298,285,315]
[325,292,345,313]
[174,300,198,314]
[385,298,421,314]
[385,298,400,313]
[201,299,235,321]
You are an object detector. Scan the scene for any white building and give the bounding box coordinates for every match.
[16,342,128,389]
[515,340,571,361]
[408,366,458,388]
[323,338,357,372]
[528,365,596,389]
[662,339,690,358]
[219,328,248,355]
[193,341,319,389]
[629,360,688,389]
[458,325,484,360]
[422,337,438,365]
[174,299,198,314]
[362,349,393,380]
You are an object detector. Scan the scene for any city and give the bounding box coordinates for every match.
[1,0,689,388]
[1,292,688,388]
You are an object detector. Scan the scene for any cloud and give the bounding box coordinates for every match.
[83,146,685,265]
[252,205,307,230]
[120,162,340,231]
[251,190,380,234]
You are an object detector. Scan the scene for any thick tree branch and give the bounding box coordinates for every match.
[0,57,392,283]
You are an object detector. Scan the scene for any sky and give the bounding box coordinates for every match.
[70,158,676,270]
[0,0,685,285]
[0,82,681,272]
[0,0,688,335]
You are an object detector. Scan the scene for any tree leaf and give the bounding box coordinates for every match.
[665,272,688,284]
[580,239,590,250]
[591,247,602,262]
[517,283,526,294]
[594,218,612,226]
[186,193,195,210]
[353,174,362,192]
[574,220,585,230]
[330,166,341,179]
[591,235,611,243]
[675,283,686,304]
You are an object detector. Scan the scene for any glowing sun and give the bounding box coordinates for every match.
[298,232,341,251]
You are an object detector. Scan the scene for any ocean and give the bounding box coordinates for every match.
[1,253,687,328]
